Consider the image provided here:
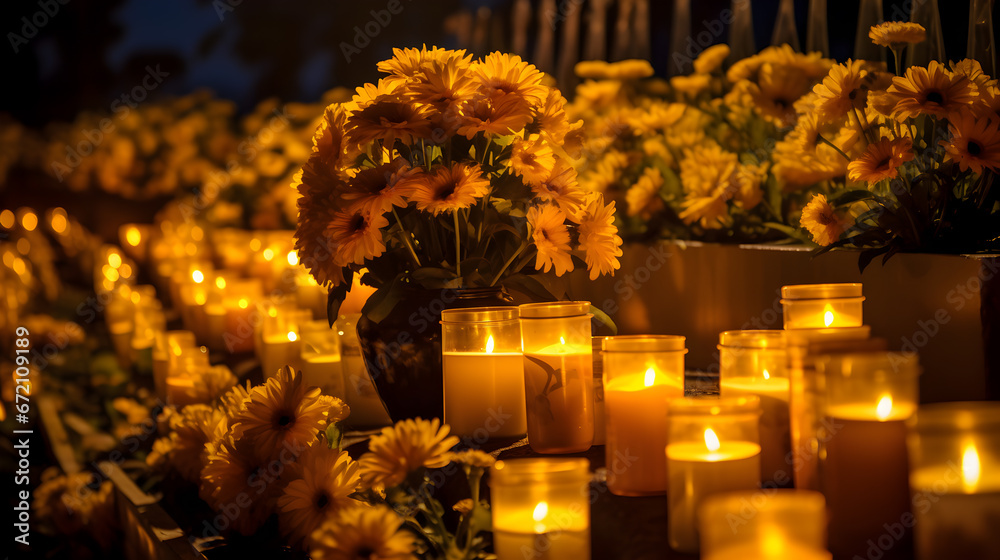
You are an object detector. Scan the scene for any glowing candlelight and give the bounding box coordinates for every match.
[704,428,721,452]
[962,444,981,492]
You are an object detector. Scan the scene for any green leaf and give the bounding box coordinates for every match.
[590,304,618,335]
[326,421,344,450]
[500,273,558,302]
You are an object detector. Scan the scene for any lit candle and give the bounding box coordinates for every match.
[441,307,526,439]
[119,223,151,263]
[666,396,762,554]
[591,338,606,446]
[491,458,591,560]
[784,326,875,491]
[700,490,831,560]
[219,280,262,354]
[818,352,919,560]
[602,335,685,496]
[165,351,211,408]
[152,331,198,401]
[336,313,391,428]
[299,319,345,398]
[292,253,327,320]
[718,330,791,487]
[780,283,864,329]
[519,302,595,454]
[908,402,1000,559]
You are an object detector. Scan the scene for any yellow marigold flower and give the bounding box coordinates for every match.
[449,449,496,468]
[527,204,575,276]
[182,365,238,405]
[325,208,389,266]
[678,144,738,228]
[869,22,926,48]
[626,167,665,218]
[310,505,417,560]
[576,192,623,280]
[972,83,1000,120]
[888,61,977,121]
[574,59,654,80]
[200,436,283,535]
[629,102,686,134]
[800,193,849,246]
[813,59,868,122]
[670,73,712,97]
[345,96,434,150]
[409,162,490,215]
[945,113,1000,174]
[359,418,459,490]
[868,90,900,117]
[573,80,624,109]
[733,162,769,210]
[34,472,101,536]
[530,158,585,210]
[474,52,548,108]
[342,159,415,216]
[456,93,534,138]
[533,87,573,143]
[377,45,473,86]
[847,137,914,184]
[231,366,331,462]
[510,134,556,185]
[406,57,479,114]
[167,404,226,482]
[693,44,731,74]
[751,63,813,126]
[112,397,150,425]
[642,137,673,163]
[951,58,993,90]
[277,445,361,549]
[317,394,351,426]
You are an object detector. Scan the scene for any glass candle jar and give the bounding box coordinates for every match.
[907,402,1000,560]
[781,283,864,329]
[699,490,831,560]
[441,307,526,439]
[299,319,344,398]
[152,330,198,402]
[817,352,920,560]
[490,458,591,560]
[519,302,595,454]
[591,337,606,446]
[784,326,874,491]
[335,313,391,428]
[666,396,762,554]
[602,335,686,496]
[718,330,790,487]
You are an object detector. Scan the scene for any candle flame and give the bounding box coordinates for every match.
[762,530,785,556]
[263,248,274,261]
[194,292,207,306]
[762,369,770,380]
[485,335,495,354]
[192,270,204,284]
[287,331,297,342]
[962,444,981,491]
[876,395,893,420]
[108,253,122,269]
[704,428,721,452]
[559,336,565,345]
[532,501,548,522]
[125,226,141,246]
[215,276,227,289]
[644,367,656,387]
[287,251,298,266]
[268,307,278,317]
[238,298,249,309]
[824,307,835,327]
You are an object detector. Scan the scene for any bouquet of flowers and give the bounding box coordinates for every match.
[149,367,493,559]
[567,47,838,243]
[292,46,623,322]
[797,23,1000,267]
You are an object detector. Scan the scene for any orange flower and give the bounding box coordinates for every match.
[342,159,415,216]
[473,52,548,108]
[527,204,574,276]
[869,22,927,48]
[455,93,534,138]
[847,137,914,184]
[575,193,623,280]
[325,208,389,265]
[945,114,1000,174]
[345,96,434,149]
[529,158,585,210]
[509,134,556,186]
[888,62,977,121]
[800,193,849,246]
[409,163,490,215]
[812,60,868,122]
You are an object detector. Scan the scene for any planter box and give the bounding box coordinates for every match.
[569,241,997,403]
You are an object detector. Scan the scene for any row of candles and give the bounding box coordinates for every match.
[433,285,998,560]
[100,222,391,426]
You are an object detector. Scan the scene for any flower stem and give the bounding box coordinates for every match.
[392,207,421,267]
[818,134,852,162]
[454,211,462,278]
[490,241,526,286]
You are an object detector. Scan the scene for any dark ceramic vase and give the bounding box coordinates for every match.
[356,287,514,423]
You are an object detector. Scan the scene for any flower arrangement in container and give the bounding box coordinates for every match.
[567,47,842,243]
[149,367,493,559]
[797,23,1000,268]
[292,46,622,420]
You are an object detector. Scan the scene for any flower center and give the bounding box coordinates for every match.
[968,141,984,156]
[277,414,293,427]
[926,91,944,105]
[357,546,376,558]
[435,182,457,200]
[349,214,367,233]
[315,493,330,510]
